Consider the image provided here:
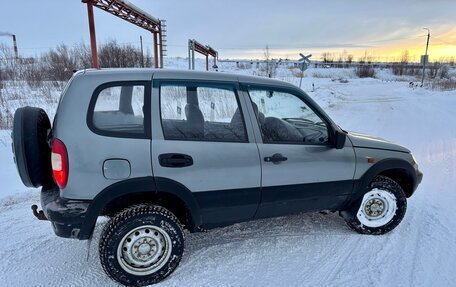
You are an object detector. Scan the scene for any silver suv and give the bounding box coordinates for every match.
[12,69,422,286]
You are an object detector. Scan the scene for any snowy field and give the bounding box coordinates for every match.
[0,62,455,286]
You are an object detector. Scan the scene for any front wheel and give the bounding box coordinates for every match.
[343,175,407,235]
[99,204,185,286]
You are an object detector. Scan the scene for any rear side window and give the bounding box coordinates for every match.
[89,82,150,138]
[160,83,247,142]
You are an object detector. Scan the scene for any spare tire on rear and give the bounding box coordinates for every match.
[12,107,53,188]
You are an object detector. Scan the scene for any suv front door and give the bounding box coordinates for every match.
[151,80,261,228]
[244,86,356,218]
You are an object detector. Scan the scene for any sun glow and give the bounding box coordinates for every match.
[220,28,456,63]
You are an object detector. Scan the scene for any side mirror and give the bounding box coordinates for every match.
[334,130,346,149]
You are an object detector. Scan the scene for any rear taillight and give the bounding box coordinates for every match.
[51,138,69,189]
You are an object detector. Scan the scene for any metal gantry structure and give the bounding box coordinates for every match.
[82,0,166,69]
[188,39,218,71]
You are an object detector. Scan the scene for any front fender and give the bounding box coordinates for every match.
[348,158,416,206]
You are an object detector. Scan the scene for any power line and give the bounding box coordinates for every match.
[431,36,456,46]
[360,34,427,44]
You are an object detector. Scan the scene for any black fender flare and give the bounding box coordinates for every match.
[78,176,201,239]
[357,158,417,195]
[341,158,416,220]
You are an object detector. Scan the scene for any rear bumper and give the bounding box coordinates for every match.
[41,186,91,239]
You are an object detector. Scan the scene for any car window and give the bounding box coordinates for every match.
[248,88,329,144]
[160,83,247,142]
[91,84,145,136]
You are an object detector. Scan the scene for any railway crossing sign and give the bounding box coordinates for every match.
[298,53,312,88]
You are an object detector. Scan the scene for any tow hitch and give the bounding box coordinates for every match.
[31,204,47,220]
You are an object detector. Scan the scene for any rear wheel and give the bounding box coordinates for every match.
[99,204,185,286]
[12,106,53,188]
[343,175,407,235]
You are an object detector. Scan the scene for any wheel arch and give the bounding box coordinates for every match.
[341,158,415,222]
[378,168,415,197]
[354,158,417,202]
[78,176,202,239]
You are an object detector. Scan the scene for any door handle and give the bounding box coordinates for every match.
[159,153,193,168]
[264,153,288,164]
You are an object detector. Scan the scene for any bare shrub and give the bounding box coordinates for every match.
[236,62,251,69]
[312,72,326,78]
[293,70,304,78]
[99,40,150,68]
[1,40,155,129]
[2,41,151,85]
[358,51,374,64]
[73,42,92,69]
[0,43,17,80]
[22,57,46,88]
[439,65,450,79]
[355,65,376,78]
[0,71,4,95]
[42,44,78,81]
[322,52,334,63]
[427,62,442,79]
[429,79,456,91]
[392,50,409,76]
[259,45,277,78]
[0,109,13,129]
[449,57,455,66]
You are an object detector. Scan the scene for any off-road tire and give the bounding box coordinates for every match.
[99,204,185,286]
[12,106,53,188]
[344,175,407,235]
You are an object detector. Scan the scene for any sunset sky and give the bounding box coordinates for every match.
[1,0,455,62]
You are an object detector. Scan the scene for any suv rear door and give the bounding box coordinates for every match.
[150,78,261,228]
[242,85,356,218]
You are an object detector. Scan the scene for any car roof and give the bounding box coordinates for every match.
[77,68,296,89]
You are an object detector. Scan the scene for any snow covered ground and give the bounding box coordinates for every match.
[0,62,455,286]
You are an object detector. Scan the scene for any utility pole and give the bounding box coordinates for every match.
[188,39,192,70]
[11,35,18,60]
[421,28,430,87]
[140,36,144,68]
[0,33,19,60]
